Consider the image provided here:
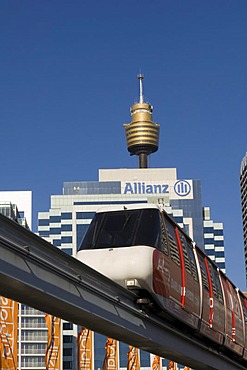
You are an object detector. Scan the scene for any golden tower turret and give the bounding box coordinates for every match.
[124,74,160,168]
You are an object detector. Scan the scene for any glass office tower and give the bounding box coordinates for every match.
[240,152,247,286]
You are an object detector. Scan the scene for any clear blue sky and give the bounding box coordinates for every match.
[1,1,247,289]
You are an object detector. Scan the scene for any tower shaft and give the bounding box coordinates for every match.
[139,153,148,168]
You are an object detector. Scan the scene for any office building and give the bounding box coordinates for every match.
[37,166,225,369]
[203,207,225,273]
[240,152,247,285]
[0,191,32,229]
[0,191,48,370]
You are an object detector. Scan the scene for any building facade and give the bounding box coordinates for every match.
[240,152,247,286]
[203,207,225,272]
[37,167,225,369]
[0,191,48,370]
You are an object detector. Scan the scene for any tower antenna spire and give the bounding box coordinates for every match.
[123,73,160,168]
[138,73,144,104]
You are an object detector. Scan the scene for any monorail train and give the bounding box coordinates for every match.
[77,203,247,364]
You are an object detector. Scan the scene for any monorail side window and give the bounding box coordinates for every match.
[165,220,180,267]
[159,213,169,255]
[177,231,192,275]
[197,251,209,290]
[207,262,223,304]
[185,240,198,282]
[225,280,241,318]
[240,295,247,321]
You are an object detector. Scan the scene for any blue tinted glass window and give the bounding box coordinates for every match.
[63,336,72,343]
[61,236,72,244]
[50,216,61,223]
[53,239,61,247]
[204,238,214,244]
[61,213,72,219]
[61,224,72,231]
[204,227,214,233]
[63,323,73,330]
[182,224,189,235]
[119,342,129,367]
[50,228,61,234]
[77,224,90,250]
[140,350,150,367]
[74,200,147,205]
[63,348,72,356]
[38,219,50,226]
[215,240,224,246]
[214,229,223,236]
[173,216,183,223]
[94,333,106,369]
[215,251,225,257]
[63,361,72,369]
[39,231,50,237]
[61,248,72,255]
[76,212,95,219]
[63,181,121,195]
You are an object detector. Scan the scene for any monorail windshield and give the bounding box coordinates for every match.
[79,208,161,250]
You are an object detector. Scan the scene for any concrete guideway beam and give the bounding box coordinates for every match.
[0,214,245,370]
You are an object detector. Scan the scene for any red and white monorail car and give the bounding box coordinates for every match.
[77,204,247,363]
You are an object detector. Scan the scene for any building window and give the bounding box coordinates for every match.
[50,215,61,223]
[53,239,61,247]
[21,331,47,341]
[204,238,214,244]
[61,236,72,244]
[214,229,223,236]
[61,224,72,231]
[21,317,46,328]
[21,343,46,354]
[63,335,73,343]
[61,212,72,219]
[76,212,95,219]
[50,227,61,234]
[22,356,44,367]
[73,200,147,205]
[203,227,214,233]
[63,322,73,330]
[38,219,50,226]
[63,348,73,356]
[63,361,72,369]
[39,231,50,237]
[76,224,90,250]
[61,248,72,255]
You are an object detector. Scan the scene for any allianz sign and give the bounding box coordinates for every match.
[123,180,191,196]
[123,182,169,194]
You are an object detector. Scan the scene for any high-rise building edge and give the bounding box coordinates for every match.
[240,152,247,286]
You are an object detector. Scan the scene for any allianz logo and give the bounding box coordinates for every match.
[123,180,191,196]
[174,180,191,196]
[124,182,169,194]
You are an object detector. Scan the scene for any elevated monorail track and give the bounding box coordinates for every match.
[0,213,245,370]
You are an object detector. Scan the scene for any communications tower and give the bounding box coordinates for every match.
[123,74,160,168]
